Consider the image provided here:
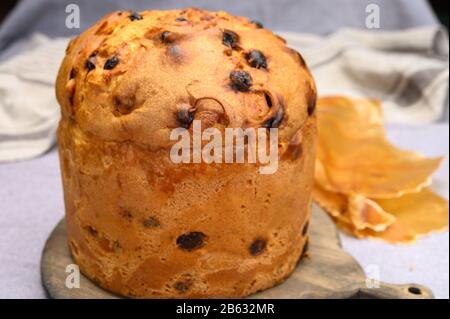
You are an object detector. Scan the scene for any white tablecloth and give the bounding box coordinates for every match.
[0,124,448,299]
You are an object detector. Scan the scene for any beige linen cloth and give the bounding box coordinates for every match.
[0,27,448,162]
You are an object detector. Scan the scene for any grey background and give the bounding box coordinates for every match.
[0,0,439,58]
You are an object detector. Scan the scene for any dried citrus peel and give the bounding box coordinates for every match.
[313,96,448,244]
[347,189,448,244]
[347,194,396,232]
[313,184,449,244]
[315,97,443,199]
[313,184,396,232]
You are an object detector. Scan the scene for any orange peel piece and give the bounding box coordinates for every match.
[351,189,449,244]
[375,188,449,238]
[313,184,396,232]
[316,97,443,198]
[347,194,396,232]
[313,185,449,244]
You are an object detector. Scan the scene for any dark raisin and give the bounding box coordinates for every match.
[262,105,284,128]
[86,55,96,71]
[251,20,264,29]
[246,50,267,69]
[176,104,195,128]
[175,17,188,22]
[408,287,422,295]
[302,221,309,236]
[230,70,253,92]
[142,216,160,228]
[176,232,207,251]
[129,12,143,21]
[104,56,119,70]
[174,279,192,293]
[223,30,239,49]
[307,93,317,116]
[249,238,267,256]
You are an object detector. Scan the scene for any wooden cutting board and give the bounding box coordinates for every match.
[41,205,433,299]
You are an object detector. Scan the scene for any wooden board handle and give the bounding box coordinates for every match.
[357,282,434,299]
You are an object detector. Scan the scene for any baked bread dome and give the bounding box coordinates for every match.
[56,8,317,298]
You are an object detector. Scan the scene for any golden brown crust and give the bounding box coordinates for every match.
[56,8,316,149]
[57,8,316,298]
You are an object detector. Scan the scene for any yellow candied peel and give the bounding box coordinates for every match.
[315,97,443,199]
[313,184,448,244]
[313,96,448,244]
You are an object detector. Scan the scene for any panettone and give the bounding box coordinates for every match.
[56,8,317,298]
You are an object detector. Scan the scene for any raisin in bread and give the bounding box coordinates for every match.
[56,8,317,298]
